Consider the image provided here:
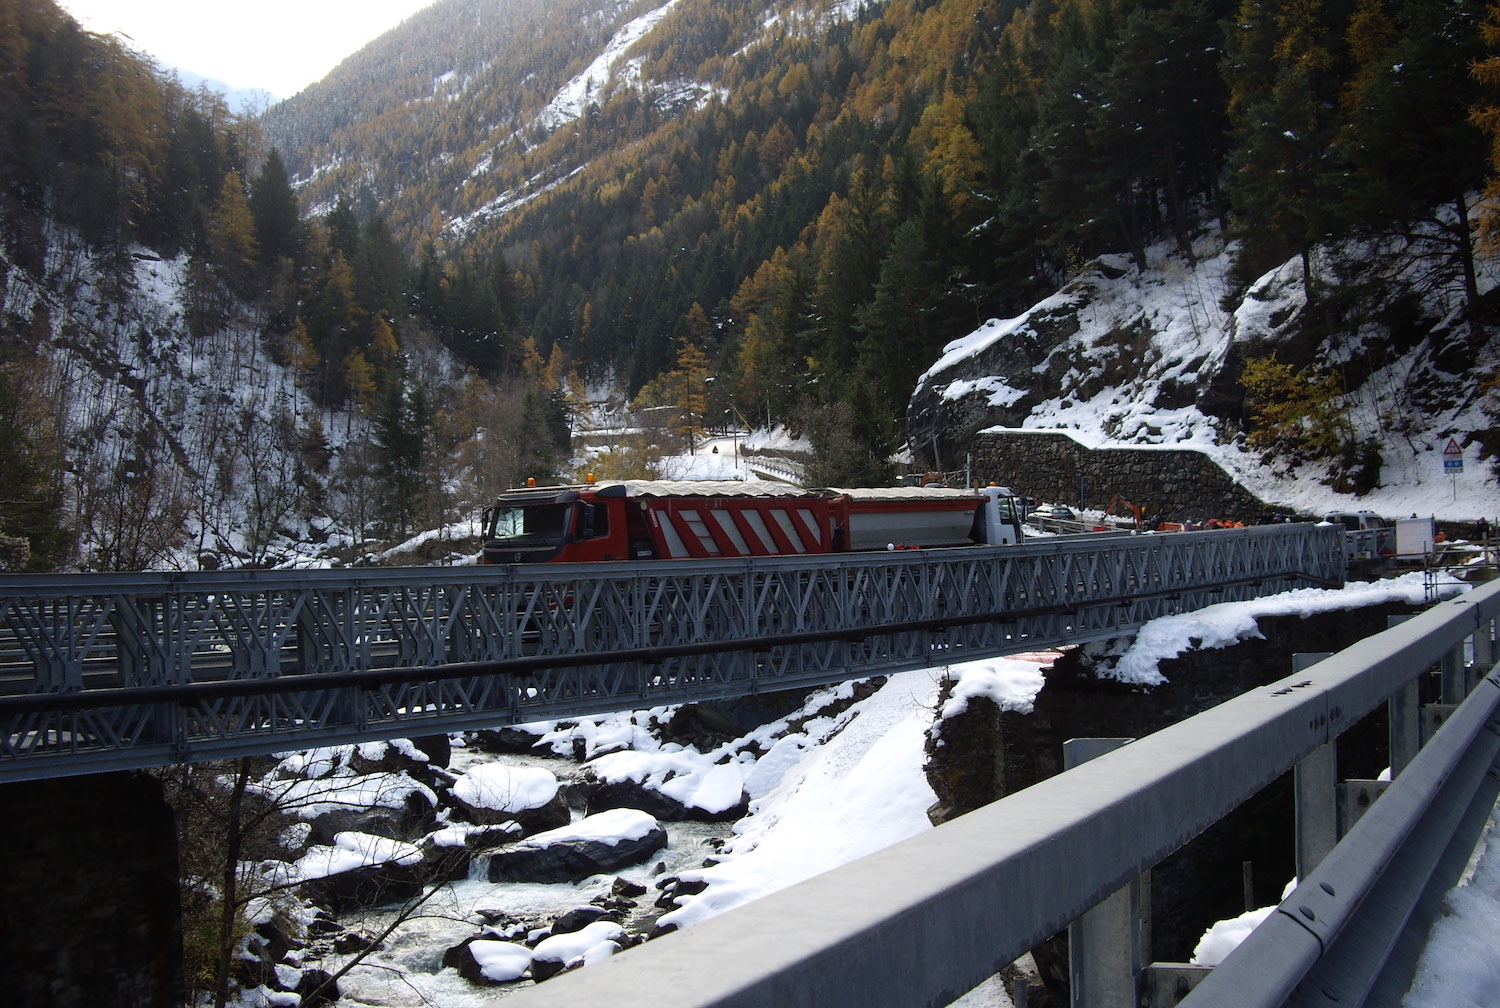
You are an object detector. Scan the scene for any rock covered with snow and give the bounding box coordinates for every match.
[451,938,534,984]
[255,743,443,846]
[924,652,1057,824]
[443,911,637,986]
[449,762,571,833]
[903,240,1282,520]
[529,919,628,980]
[487,808,668,884]
[575,748,750,821]
[347,736,452,773]
[294,831,430,913]
[468,725,551,754]
[907,232,1500,523]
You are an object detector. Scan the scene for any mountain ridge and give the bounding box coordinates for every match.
[5,0,1498,579]
[261,0,1500,499]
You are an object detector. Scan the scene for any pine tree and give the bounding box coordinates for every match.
[284,319,321,407]
[803,168,889,386]
[355,213,409,321]
[249,149,301,267]
[635,336,713,445]
[372,377,434,536]
[684,301,713,345]
[304,251,360,405]
[509,337,570,478]
[802,383,897,487]
[344,349,378,413]
[1034,42,1150,270]
[1338,0,1488,336]
[854,218,941,414]
[1224,0,1354,298]
[1104,0,1233,259]
[325,196,361,263]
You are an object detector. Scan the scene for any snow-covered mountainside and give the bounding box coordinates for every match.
[263,0,829,227]
[909,228,1500,521]
[1,232,470,571]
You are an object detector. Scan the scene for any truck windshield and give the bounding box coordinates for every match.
[487,504,571,544]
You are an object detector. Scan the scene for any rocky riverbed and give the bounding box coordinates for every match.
[226,681,911,1007]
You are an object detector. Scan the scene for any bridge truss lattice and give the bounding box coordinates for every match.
[0,524,1344,782]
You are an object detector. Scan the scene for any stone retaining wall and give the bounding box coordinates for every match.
[962,430,1276,524]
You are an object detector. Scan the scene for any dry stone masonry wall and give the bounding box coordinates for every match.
[965,431,1275,524]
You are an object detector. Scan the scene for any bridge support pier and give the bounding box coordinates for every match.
[0,771,183,1007]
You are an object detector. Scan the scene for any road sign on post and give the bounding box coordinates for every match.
[1443,438,1464,474]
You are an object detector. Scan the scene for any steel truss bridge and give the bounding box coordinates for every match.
[0,524,1344,783]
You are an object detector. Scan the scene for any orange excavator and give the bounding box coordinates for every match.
[1104,494,1145,531]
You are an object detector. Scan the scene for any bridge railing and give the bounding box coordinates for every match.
[491,577,1500,1008]
[0,524,1343,781]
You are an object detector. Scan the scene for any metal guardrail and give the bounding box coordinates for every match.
[495,578,1500,1008]
[740,452,806,484]
[1179,602,1500,1006]
[0,525,1343,781]
[1342,526,1395,563]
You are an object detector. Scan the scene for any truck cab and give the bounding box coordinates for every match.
[481,484,644,563]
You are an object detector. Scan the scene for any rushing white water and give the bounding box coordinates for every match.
[312,746,734,1007]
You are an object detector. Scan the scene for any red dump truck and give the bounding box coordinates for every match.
[480,479,1029,564]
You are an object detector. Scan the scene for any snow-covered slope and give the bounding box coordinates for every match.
[1,232,468,571]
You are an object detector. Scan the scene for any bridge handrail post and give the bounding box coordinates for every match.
[337,684,369,734]
[1384,615,1425,777]
[1475,612,1497,680]
[107,594,167,687]
[294,593,323,675]
[1065,737,1144,1008]
[107,593,184,744]
[1440,637,1466,704]
[1293,653,1338,880]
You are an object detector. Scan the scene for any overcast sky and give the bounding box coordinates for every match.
[56,0,439,99]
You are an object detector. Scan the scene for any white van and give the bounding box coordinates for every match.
[1320,510,1389,532]
[1319,511,1393,560]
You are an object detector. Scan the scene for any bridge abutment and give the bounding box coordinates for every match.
[0,771,183,1007]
